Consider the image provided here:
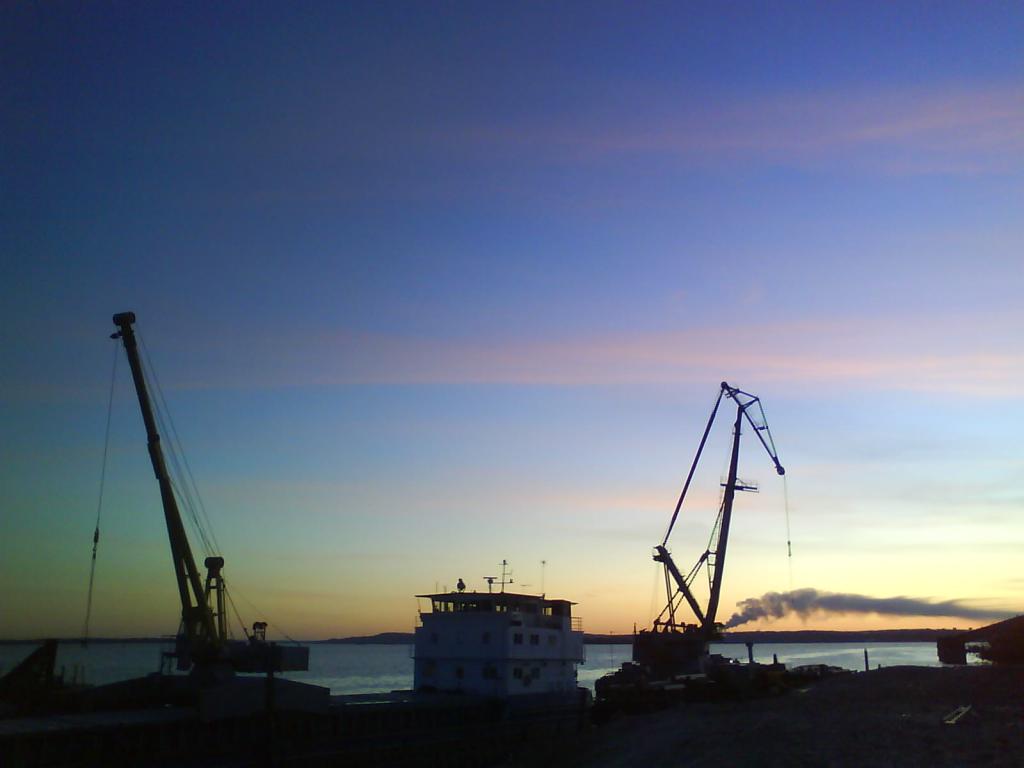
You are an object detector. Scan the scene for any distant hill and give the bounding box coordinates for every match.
[1,628,968,646]
[0,637,172,645]
[317,632,414,644]
[317,628,964,645]
[719,628,962,644]
[585,629,962,644]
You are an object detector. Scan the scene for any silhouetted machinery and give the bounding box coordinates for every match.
[636,381,784,677]
[595,381,785,712]
[111,312,308,679]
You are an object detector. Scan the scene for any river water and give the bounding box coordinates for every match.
[0,640,955,696]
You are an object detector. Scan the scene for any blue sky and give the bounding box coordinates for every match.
[2,2,1022,639]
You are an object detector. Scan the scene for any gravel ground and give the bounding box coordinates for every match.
[555,666,1024,768]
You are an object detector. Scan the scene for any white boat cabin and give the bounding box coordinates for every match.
[413,591,585,697]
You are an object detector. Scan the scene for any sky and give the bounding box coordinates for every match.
[1,2,1022,640]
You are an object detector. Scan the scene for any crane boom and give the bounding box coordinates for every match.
[723,381,785,478]
[653,545,706,626]
[111,312,219,654]
[662,389,724,546]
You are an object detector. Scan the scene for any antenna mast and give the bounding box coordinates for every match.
[498,559,514,593]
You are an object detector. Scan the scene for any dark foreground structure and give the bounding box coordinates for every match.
[565,665,1024,768]
[0,684,587,767]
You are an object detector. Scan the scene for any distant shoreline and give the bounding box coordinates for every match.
[0,628,963,646]
[313,628,963,645]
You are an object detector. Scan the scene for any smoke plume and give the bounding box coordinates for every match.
[724,588,1015,629]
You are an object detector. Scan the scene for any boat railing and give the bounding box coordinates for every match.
[572,616,583,632]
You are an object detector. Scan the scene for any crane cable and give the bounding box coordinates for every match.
[225,588,250,640]
[82,342,119,646]
[130,333,299,646]
[230,586,300,644]
[647,561,661,630]
[783,473,793,588]
[138,332,221,557]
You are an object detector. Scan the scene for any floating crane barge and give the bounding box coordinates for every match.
[596,381,787,711]
[111,312,311,681]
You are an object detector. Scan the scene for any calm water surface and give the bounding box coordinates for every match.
[0,640,956,696]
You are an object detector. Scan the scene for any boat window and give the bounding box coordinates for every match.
[543,606,553,616]
[513,667,523,679]
[548,635,557,646]
[529,634,539,645]
[483,665,498,679]
[513,633,523,645]
[423,661,436,677]
[456,600,492,612]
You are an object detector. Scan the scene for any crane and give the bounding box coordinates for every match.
[635,381,784,676]
[111,312,308,679]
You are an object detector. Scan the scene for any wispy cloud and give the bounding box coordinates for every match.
[12,309,1016,401]
[174,309,1024,398]
[458,82,1024,176]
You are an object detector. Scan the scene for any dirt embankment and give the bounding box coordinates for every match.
[562,666,1024,767]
